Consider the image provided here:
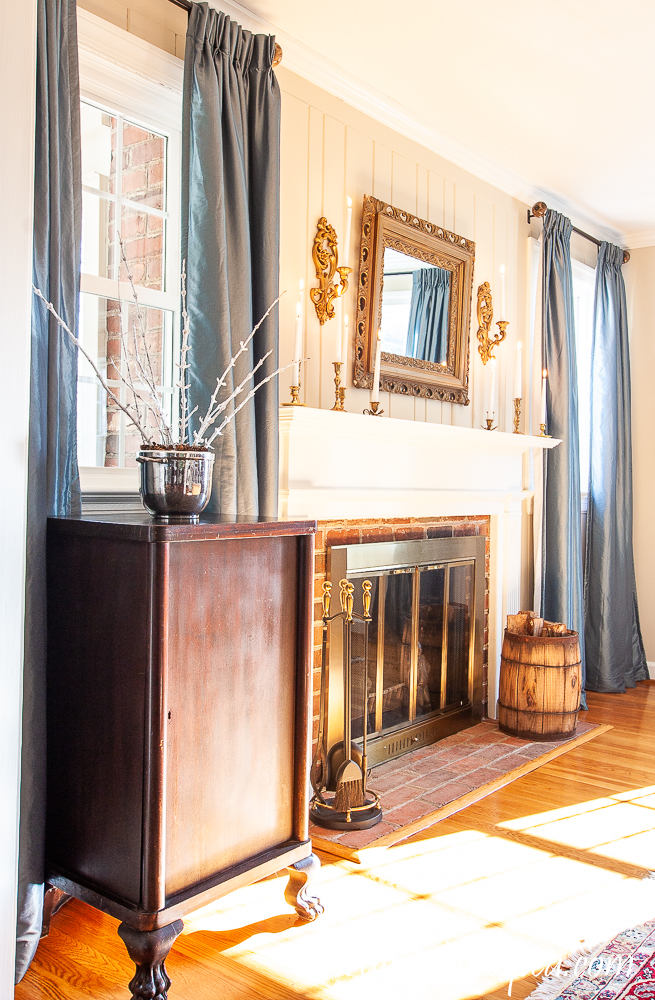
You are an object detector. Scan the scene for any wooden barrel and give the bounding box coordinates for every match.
[497,629,581,740]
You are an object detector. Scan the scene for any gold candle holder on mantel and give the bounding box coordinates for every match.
[482,416,497,431]
[539,423,552,438]
[332,362,346,411]
[282,384,306,406]
[513,397,522,433]
[363,401,384,416]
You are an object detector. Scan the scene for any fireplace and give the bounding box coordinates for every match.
[327,535,485,766]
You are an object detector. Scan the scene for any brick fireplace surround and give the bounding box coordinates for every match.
[311,515,490,747]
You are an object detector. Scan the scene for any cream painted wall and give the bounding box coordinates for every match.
[77,0,533,435]
[78,0,187,57]
[277,66,529,433]
[624,247,655,663]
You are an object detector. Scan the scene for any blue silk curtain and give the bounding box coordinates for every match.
[584,243,647,691]
[405,267,450,363]
[182,2,280,517]
[17,0,82,980]
[541,210,586,704]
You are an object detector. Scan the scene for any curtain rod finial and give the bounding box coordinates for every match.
[273,42,282,67]
[623,249,631,263]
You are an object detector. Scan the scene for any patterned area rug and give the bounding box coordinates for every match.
[528,919,655,999]
[310,719,610,861]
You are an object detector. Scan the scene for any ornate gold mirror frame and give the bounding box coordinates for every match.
[353,195,475,404]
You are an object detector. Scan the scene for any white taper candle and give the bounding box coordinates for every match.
[292,301,301,385]
[541,368,548,424]
[487,358,496,418]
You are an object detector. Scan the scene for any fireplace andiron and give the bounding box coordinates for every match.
[310,579,383,831]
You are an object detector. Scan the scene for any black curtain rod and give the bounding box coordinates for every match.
[165,0,283,64]
[528,201,630,263]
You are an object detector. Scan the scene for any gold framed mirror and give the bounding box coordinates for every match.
[353,195,475,404]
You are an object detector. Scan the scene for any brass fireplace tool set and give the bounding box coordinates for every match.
[310,580,382,831]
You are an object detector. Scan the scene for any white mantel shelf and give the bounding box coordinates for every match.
[278,406,560,521]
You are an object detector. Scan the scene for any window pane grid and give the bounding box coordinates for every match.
[79,97,178,471]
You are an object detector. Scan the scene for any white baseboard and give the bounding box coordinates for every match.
[647,662,655,679]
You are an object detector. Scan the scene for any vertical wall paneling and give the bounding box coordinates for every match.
[321,116,346,412]
[275,67,528,435]
[505,211,519,436]
[345,128,374,414]
[473,196,495,433]
[372,143,392,204]
[416,165,428,220]
[279,93,310,403]
[494,209,509,431]
[452,185,475,428]
[305,106,324,408]
[391,152,417,216]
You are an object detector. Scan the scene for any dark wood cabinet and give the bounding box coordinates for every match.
[45,514,321,999]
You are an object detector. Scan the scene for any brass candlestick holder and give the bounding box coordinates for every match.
[309,580,382,831]
[513,397,522,433]
[282,384,306,406]
[310,217,352,325]
[539,422,551,438]
[363,401,384,416]
[476,282,508,365]
[332,362,346,411]
[482,416,497,431]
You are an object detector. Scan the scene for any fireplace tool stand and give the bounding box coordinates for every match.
[310,579,382,831]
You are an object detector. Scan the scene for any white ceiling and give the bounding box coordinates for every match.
[228,0,655,246]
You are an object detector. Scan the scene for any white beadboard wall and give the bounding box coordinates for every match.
[278,65,529,433]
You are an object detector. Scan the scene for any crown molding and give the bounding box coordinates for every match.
[622,230,655,250]
[210,1,627,247]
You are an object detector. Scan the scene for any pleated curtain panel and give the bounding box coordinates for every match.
[405,267,451,363]
[584,243,648,691]
[182,2,281,518]
[541,209,587,706]
[16,0,82,981]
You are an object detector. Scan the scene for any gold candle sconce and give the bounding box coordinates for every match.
[476,281,508,365]
[363,401,384,416]
[309,217,351,326]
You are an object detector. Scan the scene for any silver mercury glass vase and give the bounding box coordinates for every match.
[136,448,215,522]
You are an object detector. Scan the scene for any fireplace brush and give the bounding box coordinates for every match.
[309,579,382,831]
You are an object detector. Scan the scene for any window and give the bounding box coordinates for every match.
[77,10,182,491]
[572,260,595,495]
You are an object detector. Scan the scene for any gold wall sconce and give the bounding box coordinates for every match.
[476,281,508,365]
[309,217,351,325]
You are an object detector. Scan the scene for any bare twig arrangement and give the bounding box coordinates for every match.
[33,245,304,452]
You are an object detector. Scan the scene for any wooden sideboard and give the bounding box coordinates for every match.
[45,514,321,1000]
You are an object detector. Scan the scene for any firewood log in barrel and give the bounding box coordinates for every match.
[497,629,581,740]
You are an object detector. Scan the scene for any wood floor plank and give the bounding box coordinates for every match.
[16,681,655,1000]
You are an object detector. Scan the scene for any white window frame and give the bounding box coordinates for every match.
[77,9,183,493]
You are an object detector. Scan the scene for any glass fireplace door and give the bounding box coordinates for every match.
[349,558,476,764]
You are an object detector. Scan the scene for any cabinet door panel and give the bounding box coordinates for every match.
[165,535,298,896]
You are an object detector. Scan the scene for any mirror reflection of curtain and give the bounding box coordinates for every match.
[405,267,450,362]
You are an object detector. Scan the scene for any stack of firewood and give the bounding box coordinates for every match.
[507,611,567,637]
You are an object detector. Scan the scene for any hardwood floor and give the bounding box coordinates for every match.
[17,682,655,1000]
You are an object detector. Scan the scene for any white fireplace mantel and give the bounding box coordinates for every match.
[278,405,561,720]
[279,406,560,521]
